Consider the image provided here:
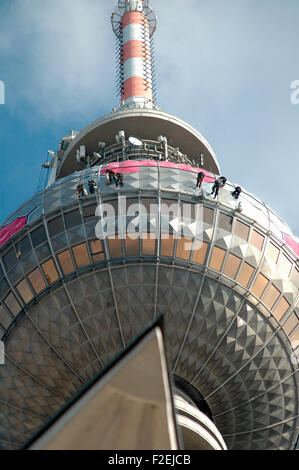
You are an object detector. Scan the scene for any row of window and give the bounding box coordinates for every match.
[0,196,297,335]
[0,239,104,322]
[208,245,294,328]
[1,249,296,314]
[1,199,294,275]
[0,235,297,343]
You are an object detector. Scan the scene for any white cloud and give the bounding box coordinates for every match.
[0,0,298,235]
[0,0,115,120]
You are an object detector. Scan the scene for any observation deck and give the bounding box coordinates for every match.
[57,108,221,178]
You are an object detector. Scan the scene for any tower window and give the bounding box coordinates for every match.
[176,237,192,261]
[251,273,269,299]
[160,234,175,257]
[57,250,75,275]
[265,242,279,264]
[16,279,34,304]
[48,216,64,237]
[283,313,298,336]
[262,284,280,310]
[218,213,233,232]
[28,268,46,294]
[125,237,140,257]
[42,259,59,284]
[3,247,17,271]
[223,253,241,279]
[142,237,156,256]
[0,304,12,329]
[192,241,208,265]
[64,210,82,229]
[209,246,226,271]
[15,237,31,260]
[0,277,10,299]
[290,328,299,344]
[236,262,254,288]
[203,207,214,225]
[277,253,292,279]
[108,236,123,258]
[72,243,90,268]
[31,226,47,248]
[83,204,98,222]
[89,239,105,263]
[4,292,21,316]
[272,297,290,322]
[250,230,264,252]
[234,220,250,241]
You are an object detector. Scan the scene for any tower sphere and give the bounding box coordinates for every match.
[0,1,298,450]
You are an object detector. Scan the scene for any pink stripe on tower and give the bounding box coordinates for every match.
[121,10,149,29]
[122,40,151,63]
[123,77,153,101]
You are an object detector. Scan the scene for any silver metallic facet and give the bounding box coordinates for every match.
[0,163,298,450]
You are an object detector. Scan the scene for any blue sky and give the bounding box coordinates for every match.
[0,0,299,235]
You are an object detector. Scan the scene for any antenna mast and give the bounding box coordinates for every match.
[111,0,157,109]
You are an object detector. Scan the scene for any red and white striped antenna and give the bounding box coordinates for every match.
[111,0,157,109]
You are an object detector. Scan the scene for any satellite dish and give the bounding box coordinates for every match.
[128,136,142,147]
[48,150,56,159]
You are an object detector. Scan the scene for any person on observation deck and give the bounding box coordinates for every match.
[106,169,117,184]
[88,179,97,194]
[196,171,205,189]
[211,176,227,199]
[116,173,124,187]
[232,186,242,200]
[76,184,87,198]
[218,176,227,187]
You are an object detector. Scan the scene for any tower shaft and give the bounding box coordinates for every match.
[112,0,157,108]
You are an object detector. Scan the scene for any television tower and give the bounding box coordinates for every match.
[0,0,298,450]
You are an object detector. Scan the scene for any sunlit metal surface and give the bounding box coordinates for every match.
[55,109,221,177]
[0,162,298,450]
